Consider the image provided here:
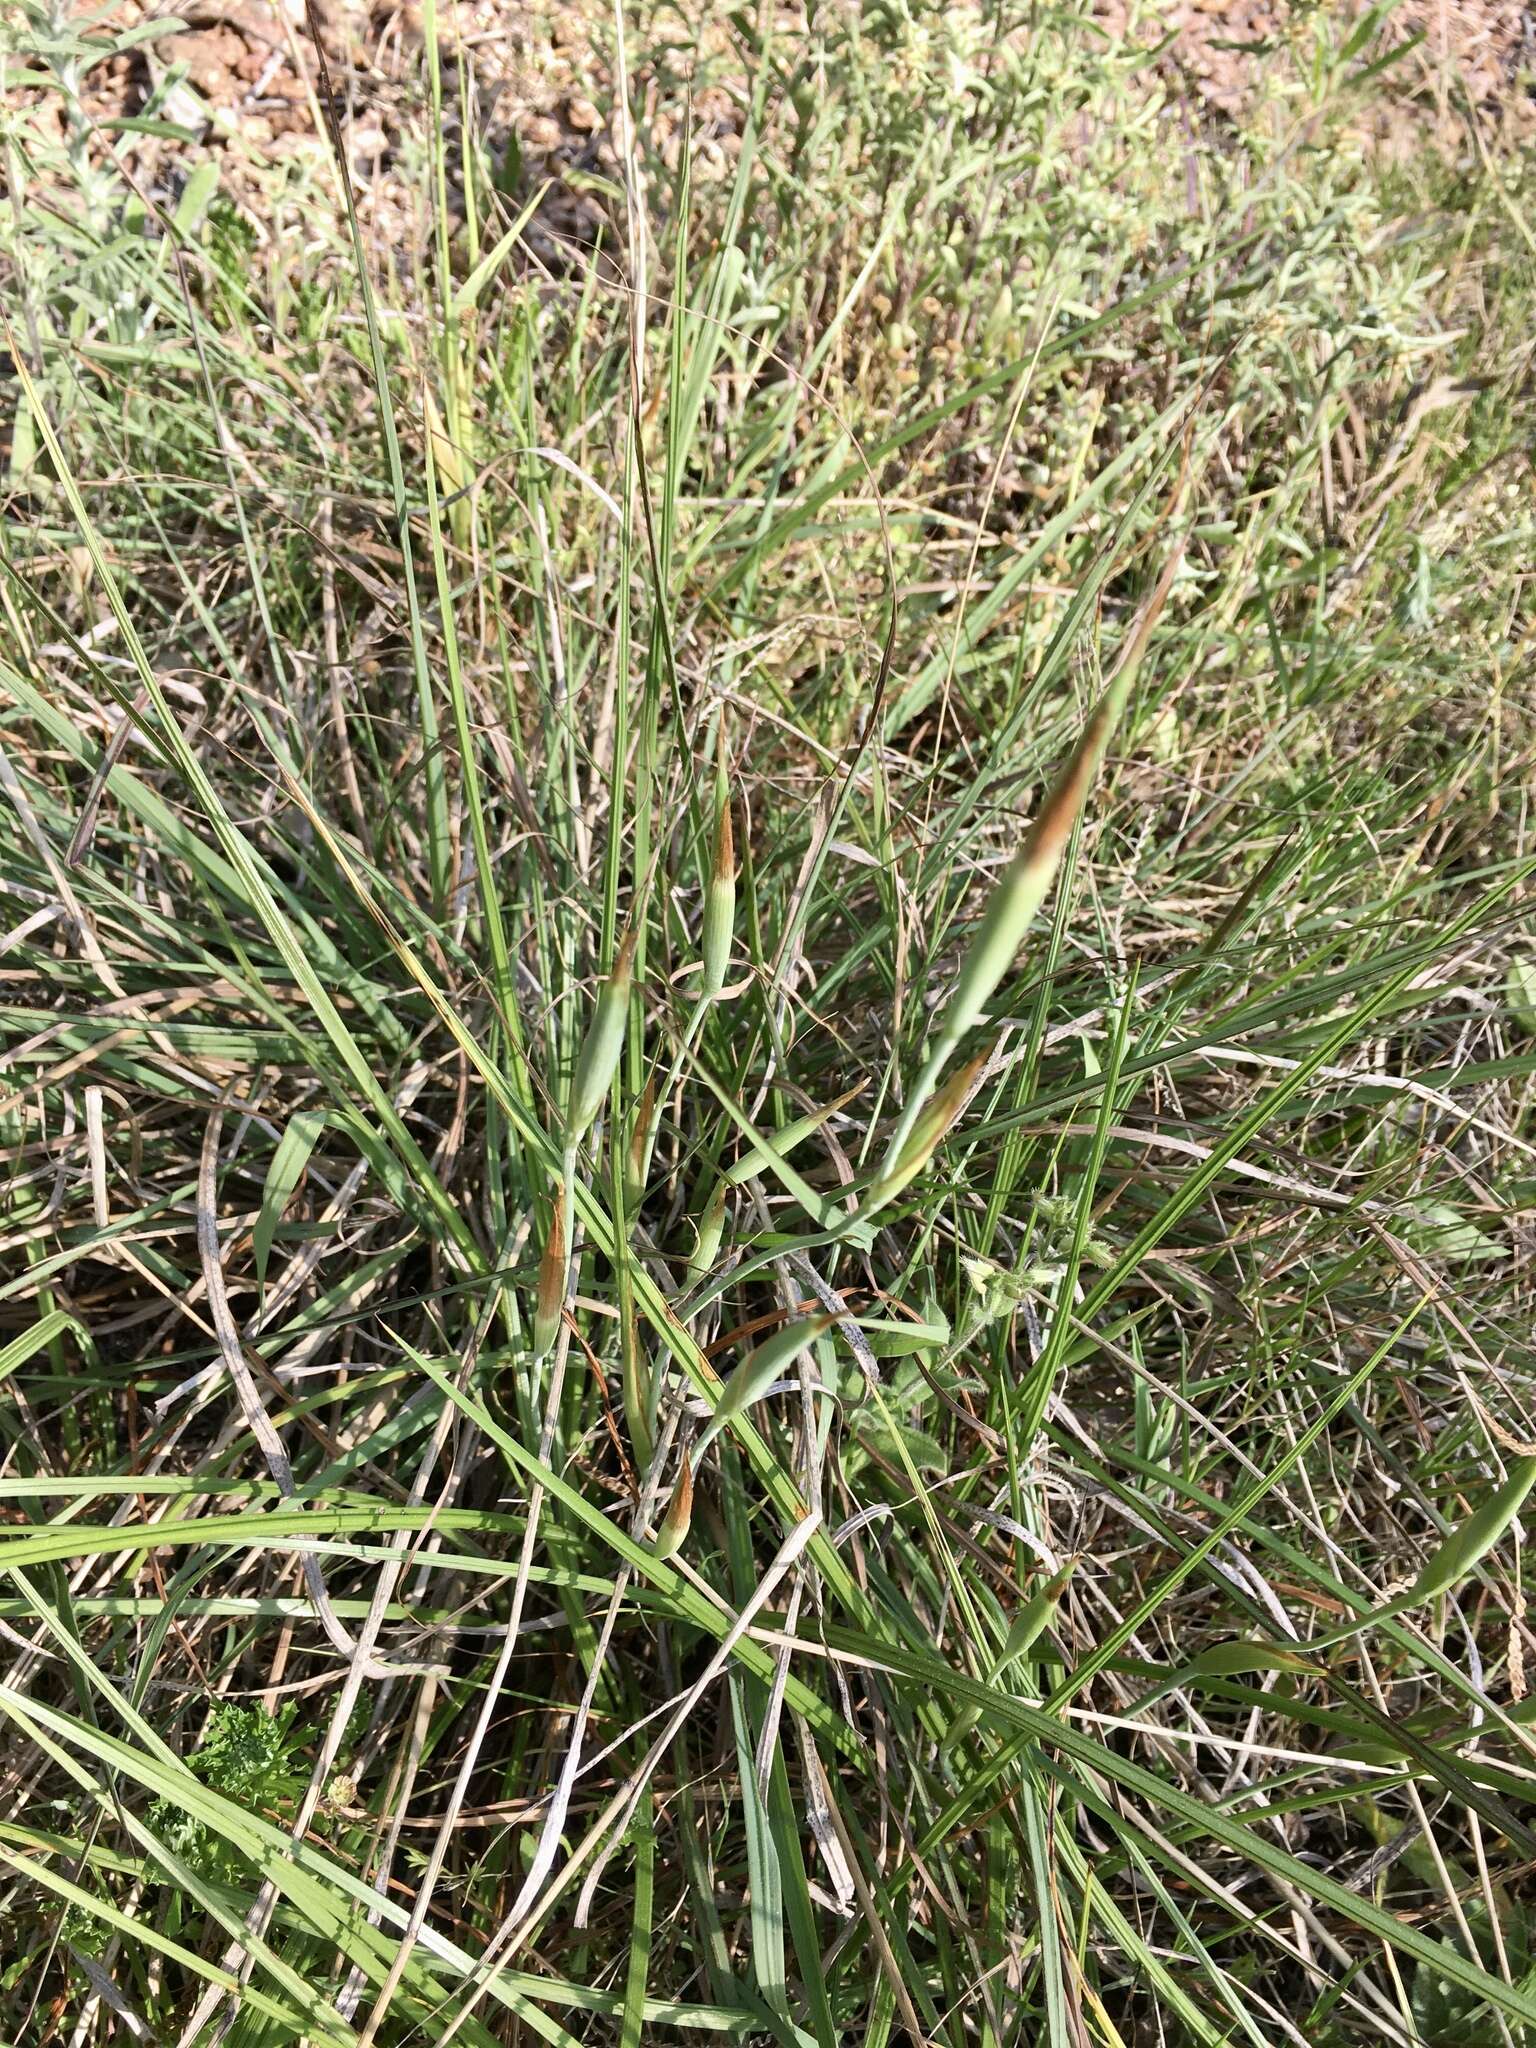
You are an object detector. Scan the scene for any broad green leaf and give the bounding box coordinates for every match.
[849,1409,947,1473]
[1403,1200,1508,1265]
[724,1089,863,1185]
[1507,958,1536,1035]
[172,158,219,236]
[109,14,187,47]
[858,1309,950,1357]
[449,181,551,313]
[1271,1457,1536,1656]
[730,1679,786,2011]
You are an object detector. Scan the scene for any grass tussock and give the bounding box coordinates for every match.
[2,1,1536,2042]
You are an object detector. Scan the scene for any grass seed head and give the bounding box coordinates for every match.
[693,1314,837,1466]
[567,929,636,1143]
[653,1456,694,1561]
[700,765,736,1001]
[868,1050,991,1214]
[926,548,1181,1078]
[532,1190,567,1359]
[625,1073,658,1212]
[687,1180,728,1287]
[620,1298,653,1471]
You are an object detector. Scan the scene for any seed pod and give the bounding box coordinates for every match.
[724,1085,864,1187]
[686,1180,728,1288]
[1295,1452,1536,1657]
[423,381,469,526]
[532,1189,567,1359]
[620,1297,653,1470]
[1401,1455,1536,1608]
[924,549,1181,1082]
[567,929,635,1142]
[693,1315,835,1466]
[653,1456,693,1561]
[700,762,735,1000]
[935,729,1112,1066]
[996,1563,1075,1670]
[624,1074,658,1212]
[947,1564,1075,1747]
[867,1052,989,1214]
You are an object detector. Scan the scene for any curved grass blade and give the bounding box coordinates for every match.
[252,1106,327,1293]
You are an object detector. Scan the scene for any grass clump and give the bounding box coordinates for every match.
[2,1,1536,2042]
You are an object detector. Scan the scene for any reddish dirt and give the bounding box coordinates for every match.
[23,0,1536,247]
[1098,0,1533,137]
[25,0,360,162]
